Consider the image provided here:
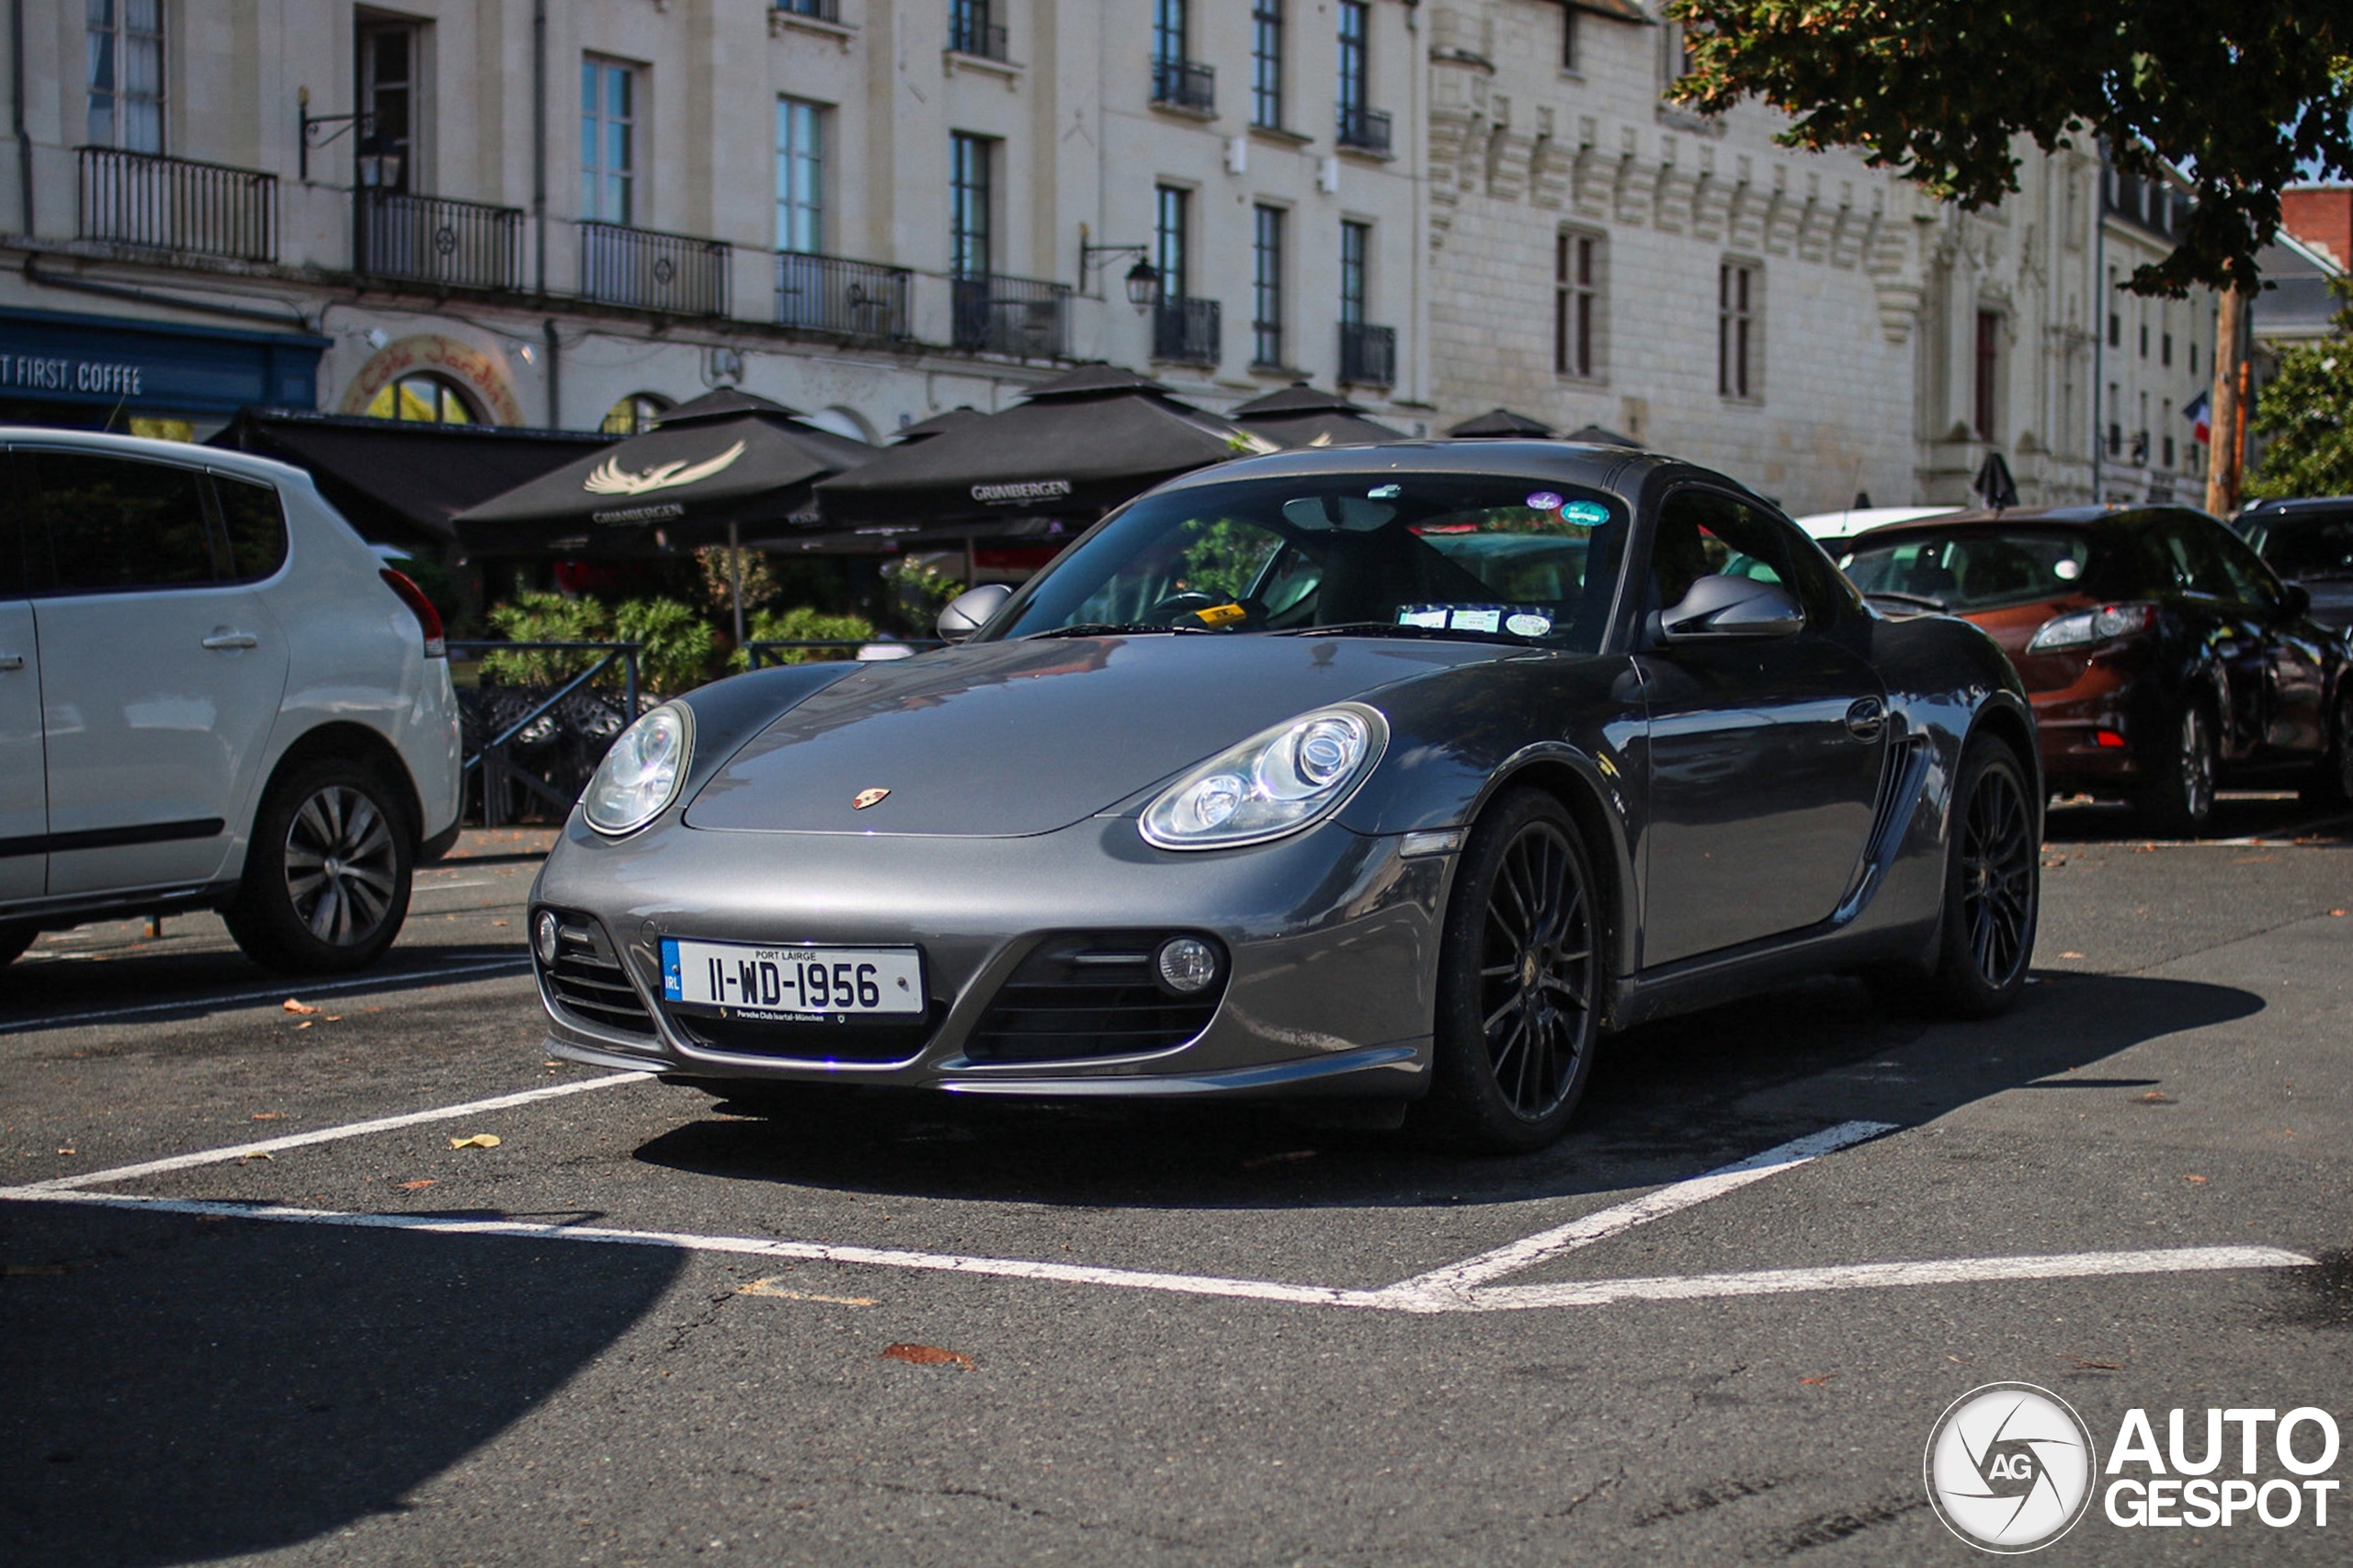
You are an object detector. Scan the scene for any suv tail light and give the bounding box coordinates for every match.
[2025,601,2157,653]
[381,568,447,658]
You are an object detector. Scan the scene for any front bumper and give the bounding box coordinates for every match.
[530,812,1449,1100]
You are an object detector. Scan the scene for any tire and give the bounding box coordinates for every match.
[1416,789,1604,1153]
[2134,699,2217,837]
[1921,736,2040,1018]
[223,759,415,975]
[2299,688,2353,810]
[0,922,37,968]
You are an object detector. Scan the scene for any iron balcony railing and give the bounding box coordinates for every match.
[1152,58,1216,113]
[579,221,731,315]
[355,189,525,291]
[77,145,277,263]
[1339,321,1397,386]
[772,0,841,20]
[776,251,915,340]
[1153,295,1222,366]
[1336,105,1393,155]
[952,273,1071,358]
[949,3,1009,60]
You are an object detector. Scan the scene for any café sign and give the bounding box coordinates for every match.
[0,305,324,414]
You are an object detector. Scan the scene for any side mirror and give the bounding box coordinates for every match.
[1654,574,1807,642]
[936,582,1013,644]
[2280,582,2313,619]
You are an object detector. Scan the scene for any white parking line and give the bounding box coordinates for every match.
[0,1188,2310,1313]
[0,956,533,1034]
[16,1071,651,1193]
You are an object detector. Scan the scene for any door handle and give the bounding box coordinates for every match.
[1844,697,1886,741]
[201,631,259,651]
[0,653,22,671]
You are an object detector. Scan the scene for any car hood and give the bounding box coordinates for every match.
[684,633,1524,836]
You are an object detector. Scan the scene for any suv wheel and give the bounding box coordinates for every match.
[224,760,414,974]
[2136,700,2216,837]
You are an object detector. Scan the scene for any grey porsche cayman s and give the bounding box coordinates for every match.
[531,443,2039,1152]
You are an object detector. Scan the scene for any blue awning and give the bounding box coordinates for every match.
[0,305,328,415]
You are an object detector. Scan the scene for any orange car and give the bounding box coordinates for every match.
[1836,506,2353,834]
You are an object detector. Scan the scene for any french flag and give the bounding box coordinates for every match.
[2185,392,2211,446]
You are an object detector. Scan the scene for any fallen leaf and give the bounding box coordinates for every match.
[2058,951,2085,959]
[881,1343,972,1368]
[2182,1175,2209,1185]
[449,1133,501,1150]
[491,919,509,927]
[240,1151,273,1163]
[295,1020,313,1030]
[397,1179,437,1191]
[2332,910,2347,918]
[324,1016,341,1023]
[1799,1375,1834,1385]
[281,998,318,1015]
[739,1278,877,1305]
[2138,1091,2175,1104]
[55,1148,74,1156]
[2073,1359,2122,1370]
[1241,1150,1319,1169]
[250,1112,283,1120]
[541,1061,563,1069]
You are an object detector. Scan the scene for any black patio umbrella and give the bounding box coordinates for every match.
[813,363,1276,530]
[891,406,985,444]
[1563,423,1643,448]
[1447,407,1556,438]
[1232,381,1405,449]
[451,388,877,559]
[1972,450,2020,512]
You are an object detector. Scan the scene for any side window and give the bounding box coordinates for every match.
[2207,524,2281,608]
[213,473,290,582]
[33,450,218,594]
[2160,518,2239,601]
[1652,489,1831,624]
[0,453,26,597]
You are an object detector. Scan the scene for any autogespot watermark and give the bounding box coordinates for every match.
[1926,1387,2343,1552]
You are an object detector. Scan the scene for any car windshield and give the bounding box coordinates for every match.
[2255,512,2353,578]
[988,472,1631,649]
[1837,528,2097,611]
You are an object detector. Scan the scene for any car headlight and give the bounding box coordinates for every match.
[1141,704,1387,850]
[2025,602,2158,652]
[582,702,692,835]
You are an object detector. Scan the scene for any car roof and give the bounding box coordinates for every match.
[1844,502,2217,545]
[0,425,315,490]
[2242,495,2353,517]
[1154,437,1685,494]
[1790,505,1960,540]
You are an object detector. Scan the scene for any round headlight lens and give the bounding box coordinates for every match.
[1156,936,1221,994]
[1142,705,1386,850]
[583,702,692,835]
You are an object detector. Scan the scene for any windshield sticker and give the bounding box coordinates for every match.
[1194,602,1248,626]
[1449,607,1503,633]
[1396,606,1449,629]
[1525,491,1563,512]
[1560,499,1612,528]
[1506,612,1553,637]
[1368,483,1402,500]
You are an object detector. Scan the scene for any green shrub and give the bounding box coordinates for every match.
[615,597,719,694]
[480,591,719,696]
[733,604,878,670]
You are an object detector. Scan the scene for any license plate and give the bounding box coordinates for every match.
[659,938,925,1017]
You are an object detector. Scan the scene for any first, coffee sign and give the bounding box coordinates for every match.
[1,353,145,396]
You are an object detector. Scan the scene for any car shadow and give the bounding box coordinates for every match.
[0,942,530,1033]
[2046,791,2351,845]
[0,1203,683,1568]
[627,971,2264,1213]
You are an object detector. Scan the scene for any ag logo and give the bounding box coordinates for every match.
[1925,1382,2097,1552]
[851,788,891,811]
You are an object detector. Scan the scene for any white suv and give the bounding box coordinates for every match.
[0,430,461,973]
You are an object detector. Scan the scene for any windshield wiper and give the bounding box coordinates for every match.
[1864,590,1949,612]
[1274,621,1530,642]
[1023,621,1210,639]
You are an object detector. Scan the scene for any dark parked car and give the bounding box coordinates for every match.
[1838,506,2353,834]
[531,443,2042,1153]
[2235,497,2353,633]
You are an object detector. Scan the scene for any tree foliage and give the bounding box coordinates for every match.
[2246,284,2353,500]
[1666,2,2353,294]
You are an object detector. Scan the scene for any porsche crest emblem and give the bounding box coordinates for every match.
[852,788,892,811]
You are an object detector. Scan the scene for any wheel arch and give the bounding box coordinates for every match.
[253,722,426,849]
[1474,750,1641,985]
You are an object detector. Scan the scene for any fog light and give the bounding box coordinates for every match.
[535,909,563,966]
[1156,936,1220,994]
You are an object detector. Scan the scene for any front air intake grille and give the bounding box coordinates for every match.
[964,933,1226,1063]
[538,910,656,1039]
[671,1006,944,1064]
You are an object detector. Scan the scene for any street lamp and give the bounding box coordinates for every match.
[1079,238,1163,315]
[1123,258,1162,313]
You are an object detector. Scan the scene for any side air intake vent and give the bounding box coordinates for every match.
[965,932,1227,1063]
[537,910,657,1038]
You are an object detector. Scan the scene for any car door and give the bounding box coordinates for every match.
[1635,488,1890,966]
[2210,525,2329,758]
[2153,516,2270,763]
[26,446,289,897]
[0,455,43,903]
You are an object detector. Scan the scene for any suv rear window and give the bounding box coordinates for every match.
[214,472,290,582]
[33,449,218,594]
[1837,528,2095,611]
[2249,509,2353,579]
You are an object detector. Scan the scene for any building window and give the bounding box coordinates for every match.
[1718,262,1758,400]
[1154,185,1189,300]
[1252,204,1286,368]
[1340,219,1370,327]
[2138,319,2148,358]
[2161,329,2173,367]
[582,57,636,224]
[2189,339,2199,375]
[2107,381,2120,456]
[1337,2,1369,122]
[86,0,165,152]
[1555,231,1600,380]
[358,21,416,192]
[602,393,669,436]
[2161,402,2175,471]
[949,0,1005,61]
[776,97,825,254]
[368,372,475,425]
[1154,0,1186,71]
[1973,311,2000,441]
[1561,5,1578,73]
[950,131,993,277]
[1251,0,1284,129]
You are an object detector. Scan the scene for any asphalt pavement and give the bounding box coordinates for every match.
[3,803,2348,1566]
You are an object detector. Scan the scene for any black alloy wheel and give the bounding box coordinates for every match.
[224,758,415,975]
[1925,737,2040,1017]
[2301,689,2353,809]
[1422,789,1602,1153]
[2139,700,2216,836]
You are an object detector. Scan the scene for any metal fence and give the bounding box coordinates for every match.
[579,222,731,315]
[1153,296,1222,366]
[948,1,1008,59]
[1336,106,1393,155]
[77,145,277,263]
[776,251,915,340]
[951,273,1072,358]
[1152,58,1215,113]
[449,641,641,827]
[355,189,526,291]
[1339,321,1397,386]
